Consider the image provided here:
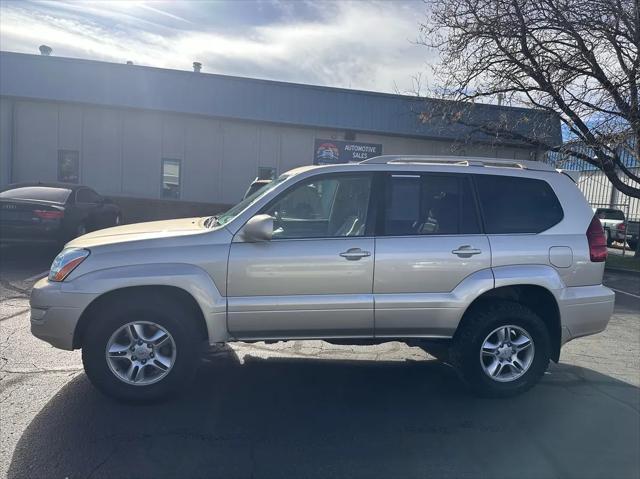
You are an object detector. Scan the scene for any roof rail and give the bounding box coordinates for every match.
[359,155,557,172]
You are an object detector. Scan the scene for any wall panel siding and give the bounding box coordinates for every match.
[183,117,222,203]
[121,111,162,198]
[82,107,122,194]
[280,127,315,172]
[257,126,280,175]
[13,101,58,183]
[221,121,259,204]
[58,104,82,151]
[162,115,185,160]
[5,98,546,205]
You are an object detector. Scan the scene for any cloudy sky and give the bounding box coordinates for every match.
[0,0,435,94]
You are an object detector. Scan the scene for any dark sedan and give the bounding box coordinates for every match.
[0,183,122,244]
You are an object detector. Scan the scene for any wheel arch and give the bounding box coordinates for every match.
[459,284,562,362]
[73,285,208,349]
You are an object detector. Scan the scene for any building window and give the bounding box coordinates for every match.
[257,166,277,180]
[161,159,181,199]
[58,150,79,183]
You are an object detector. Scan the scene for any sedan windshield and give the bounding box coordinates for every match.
[214,175,289,226]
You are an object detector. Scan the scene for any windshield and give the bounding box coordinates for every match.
[216,175,289,226]
[0,186,72,203]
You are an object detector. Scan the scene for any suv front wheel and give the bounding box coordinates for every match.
[82,294,201,402]
[451,301,551,397]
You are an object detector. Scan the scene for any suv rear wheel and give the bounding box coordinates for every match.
[450,301,550,397]
[82,295,201,402]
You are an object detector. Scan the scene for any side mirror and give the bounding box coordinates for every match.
[241,214,273,242]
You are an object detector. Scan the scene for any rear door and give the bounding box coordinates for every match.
[373,172,491,337]
[74,187,105,230]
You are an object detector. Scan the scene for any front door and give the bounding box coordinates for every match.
[374,172,491,337]
[227,173,376,339]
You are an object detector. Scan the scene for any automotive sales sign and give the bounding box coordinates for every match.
[313,139,382,165]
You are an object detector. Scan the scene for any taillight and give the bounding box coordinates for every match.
[587,215,607,262]
[34,209,64,220]
[617,223,626,232]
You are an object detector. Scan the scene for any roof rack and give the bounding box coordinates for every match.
[359,155,557,172]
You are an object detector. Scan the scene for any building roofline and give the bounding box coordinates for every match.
[0,50,540,114]
[0,50,562,146]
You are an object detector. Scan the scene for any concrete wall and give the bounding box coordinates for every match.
[3,98,542,204]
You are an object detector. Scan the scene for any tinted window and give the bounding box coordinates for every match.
[596,209,625,221]
[0,186,71,203]
[383,174,480,236]
[475,175,563,234]
[76,188,101,204]
[265,174,372,239]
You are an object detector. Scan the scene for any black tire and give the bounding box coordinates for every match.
[82,292,201,403]
[628,240,637,251]
[450,301,550,398]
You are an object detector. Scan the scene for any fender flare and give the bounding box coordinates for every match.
[492,264,565,293]
[68,263,229,344]
[465,264,563,361]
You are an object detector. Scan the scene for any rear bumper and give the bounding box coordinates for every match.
[558,284,615,345]
[30,278,97,350]
[0,222,64,243]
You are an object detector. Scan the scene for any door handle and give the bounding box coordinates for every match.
[339,248,371,260]
[452,245,482,257]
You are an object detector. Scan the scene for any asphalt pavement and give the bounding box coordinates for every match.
[1,244,639,479]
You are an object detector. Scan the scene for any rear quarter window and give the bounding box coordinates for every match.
[475,175,563,234]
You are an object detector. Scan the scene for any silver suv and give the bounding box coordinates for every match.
[30,156,615,401]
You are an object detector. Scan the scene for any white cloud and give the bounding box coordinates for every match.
[0,0,437,93]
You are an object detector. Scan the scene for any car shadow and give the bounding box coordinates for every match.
[8,351,640,479]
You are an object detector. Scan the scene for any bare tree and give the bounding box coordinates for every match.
[420,0,640,199]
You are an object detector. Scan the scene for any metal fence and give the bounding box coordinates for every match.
[574,171,640,255]
[545,147,639,254]
[573,168,640,221]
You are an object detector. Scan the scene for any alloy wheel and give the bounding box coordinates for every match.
[105,321,177,386]
[480,325,535,382]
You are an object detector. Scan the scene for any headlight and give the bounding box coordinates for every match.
[49,248,90,282]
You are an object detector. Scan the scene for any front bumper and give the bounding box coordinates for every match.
[558,284,615,345]
[30,278,97,350]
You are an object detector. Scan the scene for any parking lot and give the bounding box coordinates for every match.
[1,244,639,479]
